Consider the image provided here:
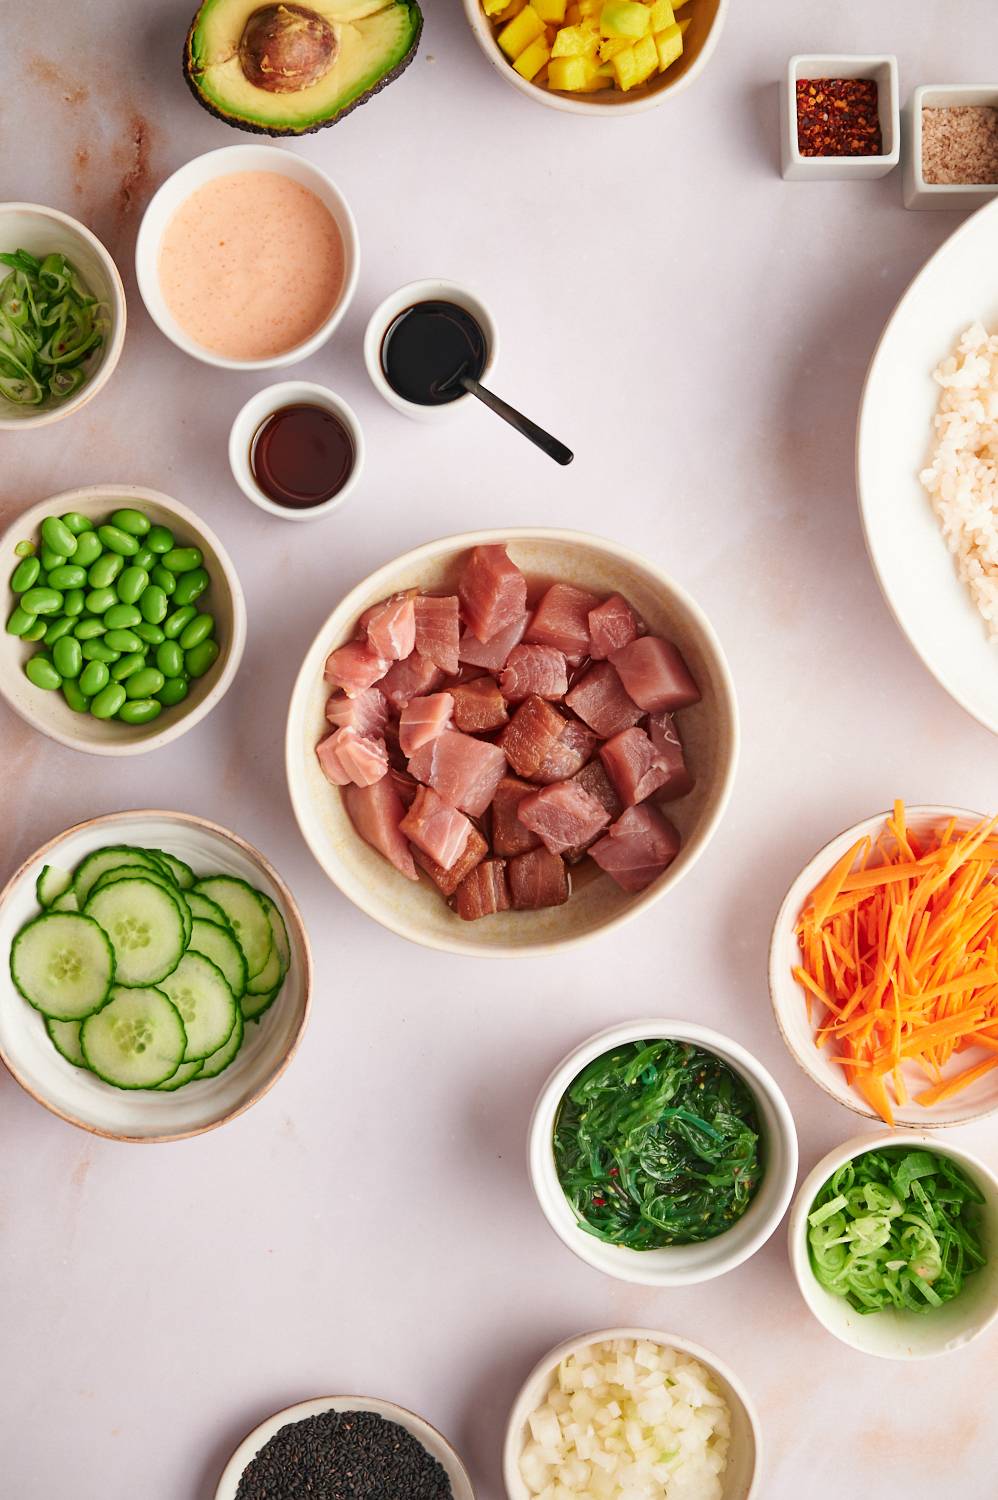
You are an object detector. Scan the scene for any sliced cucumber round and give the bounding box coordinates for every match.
[84,878,187,987]
[156,1058,204,1091]
[186,891,231,928]
[51,888,79,914]
[259,891,291,972]
[36,864,72,908]
[45,1017,89,1070]
[158,952,236,1061]
[193,876,272,979]
[188,918,247,1000]
[11,913,114,1020]
[199,1005,244,1080]
[245,939,282,996]
[241,980,282,1023]
[74,846,164,906]
[90,864,192,948]
[81,986,186,1089]
[149,850,195,890]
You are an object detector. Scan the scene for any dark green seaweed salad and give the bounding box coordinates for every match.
[553,1039,764,1249]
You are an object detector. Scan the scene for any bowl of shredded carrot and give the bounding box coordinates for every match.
[769,801,998,1128]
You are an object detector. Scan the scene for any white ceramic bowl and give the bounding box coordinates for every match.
[503,1328,760,1500]
[134,145,359,371]
[904,85,998,210]
[0,810,311,1143]
[286,527,739,958]
[463,0,728,116]
[528,1020,798,1285]
[780,55,900,181]
[789,1131,998,1359]
[857,195,998,736]
[769,805,998,1128]
[0,203,125,431]
[0,484,246,756]
[214,1394,475,1500]
[363,279,499,422]
[228,380,365,521]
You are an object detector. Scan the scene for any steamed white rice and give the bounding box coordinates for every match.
[920,322,998,639]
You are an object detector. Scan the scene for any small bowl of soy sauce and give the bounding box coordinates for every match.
[228,380,365,522]
[363,278,499,422]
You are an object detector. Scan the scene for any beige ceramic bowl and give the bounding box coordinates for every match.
[504,1328,760,1500]
[0,810,311,1143]
[0,484,246,756]
[286,528,738,958]
[462,0,728,116]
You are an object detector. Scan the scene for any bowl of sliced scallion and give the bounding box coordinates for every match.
[0,203,125,429]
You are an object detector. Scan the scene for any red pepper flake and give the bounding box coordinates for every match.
[796,78,882,158]
[592,1195,606,1206]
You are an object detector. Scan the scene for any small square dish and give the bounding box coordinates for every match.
[904,84,998,209]
[781,54,900,181]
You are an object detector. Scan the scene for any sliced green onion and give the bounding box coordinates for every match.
[0,247,105,409]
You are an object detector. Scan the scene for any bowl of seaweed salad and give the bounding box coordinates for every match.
[530,1020,798,1286]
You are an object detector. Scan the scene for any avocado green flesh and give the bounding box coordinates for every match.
[186,0,422,134]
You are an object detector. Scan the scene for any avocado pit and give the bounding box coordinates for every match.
[238,4,338,93]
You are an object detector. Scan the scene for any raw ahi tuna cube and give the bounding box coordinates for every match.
[491,774,542,857]
[451,676,509,734]
[508,846,570,910]
[571,758,623,822]
[535,716,598,785]
[325,685,389,738]
[517,780,611,856]
[407,729,507,818]
[458,611,530,672]
[525,582,600,662]
[600,726,673,807]
[323,639,390,697]
[412,825,488,896]
[588,594,639,660]
[398,693,454,757]
[647,712,695,801]
[497,695,567,781]
[590,804,681,892]
[316,727,387,787]
[609,637,701,712]
[360,594,416,662]
[380,651,446,710]
[400,785,472,871]
[344,779,418,881]
[500,644,568,703]
[414,595,460,675]
[453,858,511,921]
[564,661,643,738]
[458,544,528,643]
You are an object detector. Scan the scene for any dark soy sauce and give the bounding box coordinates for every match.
[250,404,354,508]
[381,300,487,406]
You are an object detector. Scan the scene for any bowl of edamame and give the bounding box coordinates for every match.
[0,484,246,755]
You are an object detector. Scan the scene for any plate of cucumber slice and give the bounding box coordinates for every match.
[0,809,311,1141]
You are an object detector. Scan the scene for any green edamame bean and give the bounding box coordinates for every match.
[62,589,85,618]
[172,567,210,607]
[90,682,127,719]
[134,621,164,646]
[111,652,144,682]
[132,547,155,571]
[146,524,174,555]
[109,508,151,538]
[53,636,82,679]
[41,515,78,558]
[62,679,89,712]
[162,546,202,574]
[115,567,148,606]
[85,587,117,615]
[39,547,67,572]
[13,540,35,558]
[43,617,74,646]
[104,628,142,653]
[105,603,142,630]
[79,661,109,696]
[156,675,189,707]
[20,586,63,616]
[6,605,35,636]
[60,511,94,536]
[164,605,196,639]
[11,556,40,592]
[46,564,87,589]
[88,553,123,589]
[21,619,48,642]
[125,667,164,699]
[73,531,103,569]
[155,640,184,678]
[25,654,61,691]
[150,564,177,597]
[117,698,162,726]
[97,524,139,557]
[74,617,105,641]
[81,639,119,664]
[186,638,219,679]
[139,585,168,624]
[179,612,214,650]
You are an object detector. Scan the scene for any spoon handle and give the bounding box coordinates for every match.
[460,376,573,466]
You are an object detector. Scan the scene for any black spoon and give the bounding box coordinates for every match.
[440,371,573,466]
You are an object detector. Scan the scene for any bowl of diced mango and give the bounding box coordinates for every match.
[463,0,726,112]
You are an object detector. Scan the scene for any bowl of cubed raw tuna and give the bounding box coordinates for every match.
[286,529,738,956]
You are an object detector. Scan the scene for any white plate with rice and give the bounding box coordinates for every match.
[857,195,998,735]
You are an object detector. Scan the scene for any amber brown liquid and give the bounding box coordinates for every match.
[380,300,487,406]
[250,403,354,508]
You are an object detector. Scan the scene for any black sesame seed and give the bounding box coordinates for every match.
[234,1409,454,1500]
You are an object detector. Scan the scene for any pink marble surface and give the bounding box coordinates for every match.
[1,1,997,1497]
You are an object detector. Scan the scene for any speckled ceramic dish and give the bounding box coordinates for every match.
[285,528,739,958]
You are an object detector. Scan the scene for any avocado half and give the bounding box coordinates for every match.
[183,0,423,136]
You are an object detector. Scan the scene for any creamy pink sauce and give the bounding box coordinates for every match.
[158,171,345,361]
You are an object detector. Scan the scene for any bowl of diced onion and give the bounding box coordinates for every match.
[503,1329,760,1500]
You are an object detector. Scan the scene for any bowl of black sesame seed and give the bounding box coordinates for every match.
[214,1394,476,1500]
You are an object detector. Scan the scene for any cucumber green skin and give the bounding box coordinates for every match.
[185,891,230,927]
[35,864,72,908]
[188,918,247,1000]
[45,1017,90,1070]
[192,876,272,979]
[89,865,193,948]
[51,889,79,913]
[241,976,282,1023]
[259,891,291,971]
[198,1005,244,1079]
[245,938,282,996]
[10,912,115,1021]
[156,1058,204,1091]
[149,849,195,889]
[83,877,188,988]
[80,986,186,1090]
[73,846,164,905]
[158,951,237,1061]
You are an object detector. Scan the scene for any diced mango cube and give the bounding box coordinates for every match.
[534,0,567,19]
[498,3,544,57]
[513,34,551,77]
[598,35,630,60]
[493,0,526,19]
[654,19,682,69]
[579,69,613,89]
[600,1,649,38]
[647,0,674,29]
[551,21,598,55]
[548,53,598,89]
[484,0,508,14]
[632,29,658,82]
[610,44,638,88]
[578,0,601,14]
